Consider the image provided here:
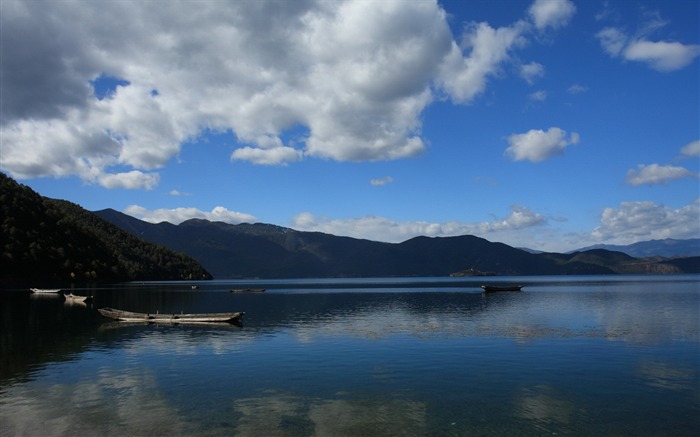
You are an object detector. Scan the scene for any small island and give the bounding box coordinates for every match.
[450,268,496,277]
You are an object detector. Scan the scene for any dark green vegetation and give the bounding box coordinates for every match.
[96,209,700,279]
[1,173,211,285]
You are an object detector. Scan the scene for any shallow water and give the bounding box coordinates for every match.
[1,275,698,436]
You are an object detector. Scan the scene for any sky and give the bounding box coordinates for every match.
[1,0,698,253]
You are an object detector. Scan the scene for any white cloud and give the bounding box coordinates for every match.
[597,27,628,57]
[529,90,548,101]
[485,205,547,231]
[124,205,256,225]
[505,127,580,162]
[528,0,576,30]
[567,84,588,94]
[592,201,700,244]
[595,1,618,22]
[437,21,527,104]
[597,14,700,72]
[680,140,700,157]
[231,146,303,166]
[370,176,394,187]
[625,164,696,186]
[0,0,447,178]
[97,171,160,190]
[0,0,577,186]
[623,40,700,72]
[520,62,545,84]
[291,205,547,244]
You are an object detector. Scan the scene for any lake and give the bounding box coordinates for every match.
[1,275,698,436]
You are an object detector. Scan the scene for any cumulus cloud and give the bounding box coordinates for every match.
[437,21,527,103]
[291,205,547,243]
[592,201,700,244]
[528,0,576,30]
[623,40,700,71]
[0,0,577,186]
[370,176,394,187]
[625,164,696,186]
[492,205,548,229]
[124,205,256,225]
[97,171,160,190]
[231,146,304,166]
[505,127,580,162]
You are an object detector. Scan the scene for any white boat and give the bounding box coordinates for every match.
[30,288,62,294]
[65,293,93,303]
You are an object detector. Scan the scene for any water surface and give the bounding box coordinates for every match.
[1,275,698,436]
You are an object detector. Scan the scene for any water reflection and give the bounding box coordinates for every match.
[232,391,428,437]
[1,368,187,437]
[1,277,698,436]
[514,385,578,433]
[637,360,698,391]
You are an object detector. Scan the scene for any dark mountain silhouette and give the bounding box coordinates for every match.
[95,209,698,279]
[3,170,695,284]
[658,256,700,273]
[1,173,211,285]
[575,239,700,258]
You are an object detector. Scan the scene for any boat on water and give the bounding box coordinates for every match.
[229,288,265,293]
[65,293,93,303]
[481,285,523,293]
[98,307,244,324]
[30,288,62,293]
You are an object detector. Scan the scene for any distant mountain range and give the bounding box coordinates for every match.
[95,208,699,279]
[2,171,697,283]
[574,239,700,258]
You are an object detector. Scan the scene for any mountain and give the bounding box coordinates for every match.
[0,173,211,285]
[94,209,699,278]
[574,239,700,258]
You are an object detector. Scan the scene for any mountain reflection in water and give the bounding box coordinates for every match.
[1,275,698,436]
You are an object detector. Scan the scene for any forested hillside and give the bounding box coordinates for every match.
[0,173,211,285]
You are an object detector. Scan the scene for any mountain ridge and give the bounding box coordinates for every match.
[94,208,699,279]
[574,239,700,258]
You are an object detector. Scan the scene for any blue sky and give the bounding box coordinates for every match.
[1,0,698,252]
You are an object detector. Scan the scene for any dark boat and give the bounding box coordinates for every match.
[98,307,244,324]
[480,285,523,293]
[229,288,266,293]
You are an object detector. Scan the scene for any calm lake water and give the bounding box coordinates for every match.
[1,275,698,436]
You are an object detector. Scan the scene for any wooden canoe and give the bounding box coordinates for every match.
[30,288,62,293]
[480,285,523,293]
[98,307,244,324]
[229,288,265,293]
[65,293,93,302]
